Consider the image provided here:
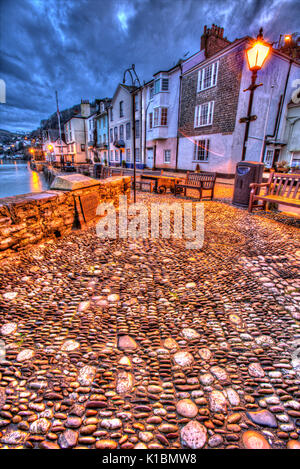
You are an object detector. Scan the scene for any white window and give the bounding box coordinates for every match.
[264,149,274,167]
[150,84,154,99]
[136,148,140,162]
[193,140,210,161]
[197,61,219,92]
[110,150,113,161]
[161,78,169,91]
[194,101,214,127]
[154,108,159,126]
[153,107,168,127]
[164,149,171,163]
[154,79,160,94]
[126,148,131,162]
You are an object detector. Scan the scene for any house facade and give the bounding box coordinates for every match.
[108,84,143,168]
[279,102,300,169]
[64,100,97,163]
[43,137,68,164]
[94,98,111,164]
[177,25,300,174]
[143,65,181,169]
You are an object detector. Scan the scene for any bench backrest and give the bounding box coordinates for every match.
[268,172,300,200]
[186,171,216,188]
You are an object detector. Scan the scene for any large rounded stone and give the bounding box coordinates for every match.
[116,371,134,394]
[181,328,200,340]
[78,365,96,386]
[176,399,198,418]
[173,351,194,367]
[209,390,227,413]
[181,420,207,449]
[242,431,271,449]
[248,363,265,378]
[17,349,34,362]
[118,335,138,351]
[1,322,17,336]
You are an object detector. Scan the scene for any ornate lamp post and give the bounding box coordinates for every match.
[241,28,271,161]
[123,64,141,203]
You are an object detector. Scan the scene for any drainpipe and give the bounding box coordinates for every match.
[139,89,142,169]
[175,64,183,171]
[144,98,150,168]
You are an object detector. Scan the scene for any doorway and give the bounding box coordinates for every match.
[147,148,154,168]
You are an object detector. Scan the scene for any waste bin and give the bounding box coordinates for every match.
[93,163,103,179]
[232,161,264,207]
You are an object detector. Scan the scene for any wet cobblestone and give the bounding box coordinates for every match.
[0,190,299,449]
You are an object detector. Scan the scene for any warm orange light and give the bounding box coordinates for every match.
[246,41,271,71]
[29,148,34,154]
[47,144,54,152]
[284,34,292,42]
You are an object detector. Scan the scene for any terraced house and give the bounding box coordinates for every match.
[142,64,182,170]
[108,84,143,168]
[94,98,111,164]
[178,25,300,175]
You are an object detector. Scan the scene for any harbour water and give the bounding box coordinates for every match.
[0,160,48,198]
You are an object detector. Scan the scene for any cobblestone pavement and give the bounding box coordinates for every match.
[0,190,299,449]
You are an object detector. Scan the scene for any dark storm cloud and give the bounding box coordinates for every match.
[0,0,299,132]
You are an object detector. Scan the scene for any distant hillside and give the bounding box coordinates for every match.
[0,129,23,143]
[31,103,82,138]
[31,100,99,138]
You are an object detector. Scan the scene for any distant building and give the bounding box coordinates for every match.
[94,98,111,164]
[64,100,96,163]
[108,84,142,168]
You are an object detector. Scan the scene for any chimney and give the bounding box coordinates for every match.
[80,99,91,117]
[201,24,231,58]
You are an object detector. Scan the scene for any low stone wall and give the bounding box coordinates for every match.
[0,175,131,259]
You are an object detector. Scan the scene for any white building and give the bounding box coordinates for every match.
[143,64,181,169]
[108,84,143,168]
[64,100,93,164]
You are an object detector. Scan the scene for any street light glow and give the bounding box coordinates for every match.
[246,41,271,72]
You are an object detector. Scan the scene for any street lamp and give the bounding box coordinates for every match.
[241,28,271,161]
[123,64,141,204]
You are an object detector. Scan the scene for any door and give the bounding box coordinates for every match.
[147,148,154,168]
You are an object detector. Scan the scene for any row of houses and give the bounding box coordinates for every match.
[45,25,300,175]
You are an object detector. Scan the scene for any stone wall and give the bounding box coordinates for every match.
[0,176,131,260]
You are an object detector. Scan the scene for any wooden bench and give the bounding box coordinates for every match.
[174,171,216,200]
[248,172,300,212]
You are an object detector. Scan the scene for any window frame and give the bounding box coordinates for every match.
[164,149,171,164]
[149,112,153,130]
[161,78,169,91]
[119,124,124,140]
[119,101,124,118]
[193,139,210,162]
[126,122,131,140]
[197,61,219,92]
[194,101,214,128]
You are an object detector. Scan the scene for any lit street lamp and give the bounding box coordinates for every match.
[241,28,271,161]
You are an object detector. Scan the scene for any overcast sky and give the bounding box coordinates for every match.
[0,0,299,133]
